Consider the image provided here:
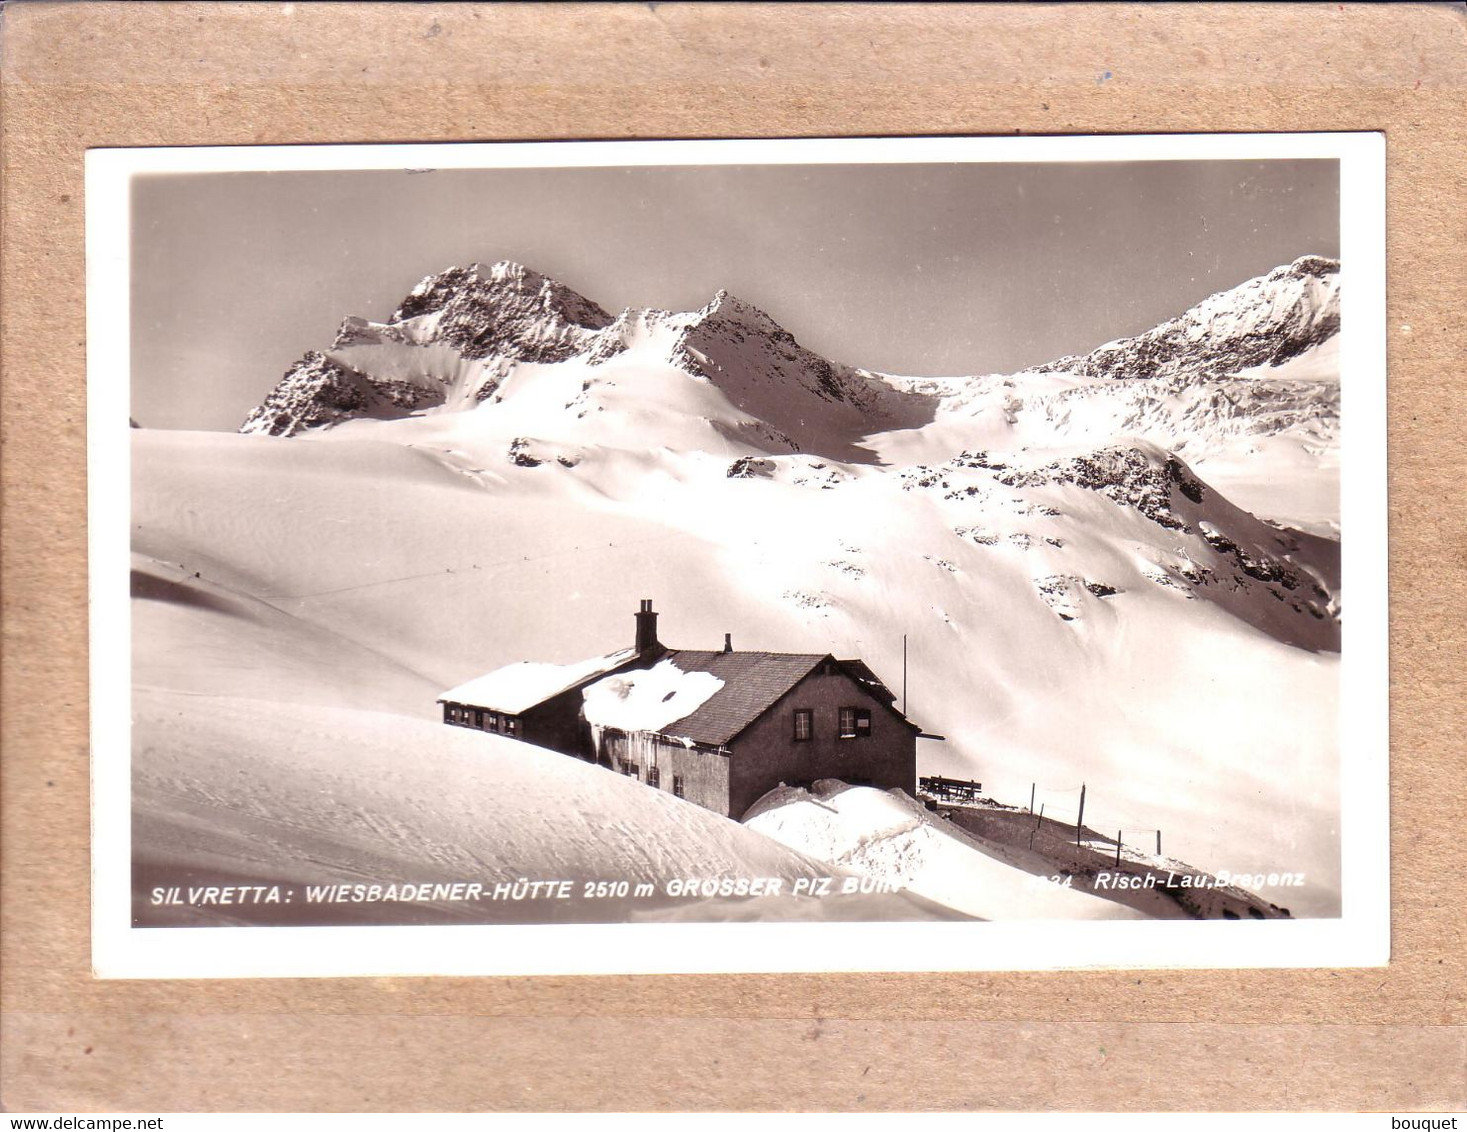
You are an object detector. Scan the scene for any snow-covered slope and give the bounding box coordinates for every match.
[133,688,956,926]
[745,782,1149,921]
[877,258,1341,531]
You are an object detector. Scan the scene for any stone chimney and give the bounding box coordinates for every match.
[635,599,660,655]
[723,633,733,653]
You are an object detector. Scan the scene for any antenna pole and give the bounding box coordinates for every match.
[902,633,907,715]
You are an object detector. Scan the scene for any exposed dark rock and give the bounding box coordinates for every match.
[727,456,776,479]
[507,438,543,467]
[1000,446,1200,532]
[239,352,442,437]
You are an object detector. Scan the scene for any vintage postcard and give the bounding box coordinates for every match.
[87,134,1387,978]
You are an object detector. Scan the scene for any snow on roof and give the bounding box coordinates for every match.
[582,658,725,735]
[439,647,639,714]
[445,645,915,746]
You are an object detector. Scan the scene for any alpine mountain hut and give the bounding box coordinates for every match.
[438,600,921,820]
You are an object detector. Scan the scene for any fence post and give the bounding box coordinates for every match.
[1115,831,1123,867]
[1029,782,1036,814]
[1076,783,1086,846]
[1156,830,1162,857]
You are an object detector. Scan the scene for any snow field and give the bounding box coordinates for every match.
[133,405,1342,916]
[745,783,1148,921]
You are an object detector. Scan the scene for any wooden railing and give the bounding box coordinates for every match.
[918,775,984,804]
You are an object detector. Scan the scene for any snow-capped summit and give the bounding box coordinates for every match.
[863,255,1341,485]
[239,263,923,452]
[664,286,922,446]
[1028,255,1340,384]
[386,260,618,361]
[240,262,625,437]
[700,288,787,334]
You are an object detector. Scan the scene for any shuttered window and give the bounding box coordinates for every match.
[838,707,871,739]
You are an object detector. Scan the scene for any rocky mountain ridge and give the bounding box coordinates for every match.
[1026,255,1340,383]
[241,261,920,443]
[240,255,1342,452]
[384,261,620,363]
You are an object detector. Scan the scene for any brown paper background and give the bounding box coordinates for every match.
[2,1,1464,1114]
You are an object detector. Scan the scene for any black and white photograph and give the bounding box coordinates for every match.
[87,135,1387,977]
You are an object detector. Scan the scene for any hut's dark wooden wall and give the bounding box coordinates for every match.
[727,667,917,819]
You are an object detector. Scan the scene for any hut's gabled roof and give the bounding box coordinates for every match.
[442,634,922,745]
[834,658,899,706]
[653,650,828,747]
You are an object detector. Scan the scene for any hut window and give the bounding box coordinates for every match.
[647,766,660,788]
[838,707,871,739]
[792,709,813,742]
[488,711,499,731]
[504,717,518,736]
[672,776,685,798]
[623,761,640,779]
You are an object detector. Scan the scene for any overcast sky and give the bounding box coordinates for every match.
[131,159,1339,431]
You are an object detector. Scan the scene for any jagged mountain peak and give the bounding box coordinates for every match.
[241,261,626,437]
[700,289,786,333]
[389,260,614,332]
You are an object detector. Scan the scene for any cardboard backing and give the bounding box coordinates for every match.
[2,1,1463,1113]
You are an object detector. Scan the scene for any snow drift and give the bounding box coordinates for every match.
[745,781,1149,921]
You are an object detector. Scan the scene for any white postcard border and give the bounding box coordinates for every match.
[87,133,1388,979]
